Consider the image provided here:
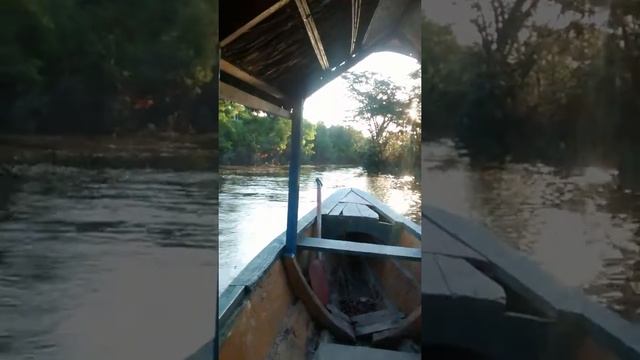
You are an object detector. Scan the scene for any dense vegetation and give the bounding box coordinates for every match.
[422,0,640,187]
[219,69,420,174]
[2,0,218,135]
[219,99,366,166]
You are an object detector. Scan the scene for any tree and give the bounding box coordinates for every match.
[342,71,415,172]
[1,0,218,134]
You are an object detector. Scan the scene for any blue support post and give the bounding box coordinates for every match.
[285,99,303,256]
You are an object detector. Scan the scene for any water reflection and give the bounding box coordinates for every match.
[0,165,217,359]
[218,165,420,293]
[423,140,640,322]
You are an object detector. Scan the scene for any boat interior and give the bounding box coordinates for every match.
[421,204,640,360]
[196,0,640,358]
[216,189,422,359]
[214,1,423,357]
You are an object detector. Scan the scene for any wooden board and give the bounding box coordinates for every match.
[435,255,505,304]
[353,309,403,337]
[355,319,399,336]
[340,191,373,205]
[328,203,346,216]
[219,261,295,360]
[422,204,640,359]
[352,188,421,237]
[336,202,379,219]
[422,205,565,315]
[342,203,362,217]
[298,237,421,261]
[283,256,355,342]
[314,343,420,360]
[422,220,486,262]
[326,303,351,324]
[218,285,245,327]
[372,308,421,348]
[320,216,394,245]
[356,204,380,219]
[352,309,401,327]
[421,253,450,297]
[219,82,290,118]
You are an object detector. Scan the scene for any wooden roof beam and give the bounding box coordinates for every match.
[305,46,374,98]
[220,82,291,119]
[350,0,362,54]
[293,0,330,70]
[220,59,289,102]
[221,0,290,48]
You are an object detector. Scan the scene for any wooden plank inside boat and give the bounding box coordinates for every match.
[422,205,640,358]
[299,237,421,261]
[314,343,420,360]
[372,308,421,347]
[282,255,356,342]
[355,318,401,337]
[336,202,379,219]
[435,255,505,304]
[422,220,486,262]
[342,203,362,217]
[357,204,380,219]
[328,202,346,216]
[421,253,450,297]
[341,191,373,205]
[352,309,402,327]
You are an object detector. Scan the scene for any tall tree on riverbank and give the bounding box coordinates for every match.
[342,71,417,173]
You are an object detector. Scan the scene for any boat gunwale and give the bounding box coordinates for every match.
[216,187,421,343]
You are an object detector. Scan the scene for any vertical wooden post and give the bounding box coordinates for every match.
[315,178,322,237]
[285,98,304,256]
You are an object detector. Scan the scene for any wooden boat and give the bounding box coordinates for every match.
[184,0,421,358]
[206,187,422,359]
[189,194,640,360]
[421,204,640,360]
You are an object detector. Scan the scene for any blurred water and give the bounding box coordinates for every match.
[218,165,421,293]
[423,140,640,322]
[0,165,217,359]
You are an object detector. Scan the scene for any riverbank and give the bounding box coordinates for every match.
[0,133,217,171]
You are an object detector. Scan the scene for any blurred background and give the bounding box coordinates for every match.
[1,0,218,358]
[421,0,639,323]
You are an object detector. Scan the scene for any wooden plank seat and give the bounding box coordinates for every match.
[328,202,379,219]
[326,306,406,338]
[298,237,421,261]
[352,309,404,337]
[314,343,420,360]
[422,220,486,262]
[324,190,381,220]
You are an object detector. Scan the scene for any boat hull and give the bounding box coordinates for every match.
[216,188,422,359]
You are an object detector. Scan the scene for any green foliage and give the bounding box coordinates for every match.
[423,0,640,176]
[312,123,367,165]
[342,71,420,174]
[1,0,218,134]
[218,100,365,166]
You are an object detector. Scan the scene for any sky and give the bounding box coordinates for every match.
[422,0,609,46]
[303,51,420,128]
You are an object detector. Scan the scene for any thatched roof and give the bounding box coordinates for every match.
[220,0,420,117]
